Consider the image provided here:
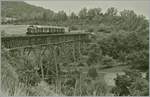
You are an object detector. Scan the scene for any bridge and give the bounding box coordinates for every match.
[1,32,90,82]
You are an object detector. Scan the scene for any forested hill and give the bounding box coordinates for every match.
[1,1,54,19]
[1,1,149,34]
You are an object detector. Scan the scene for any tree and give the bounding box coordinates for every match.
[86,43,102,66]
[79,7,87,19]
[119,10,138,31]
[70,12,78,20]
[120,10,136,17]
[57,11,68,21]
[126,50,149,70]
[87,8,102,20]
[112,70,149,96]
[105,7,117,16]
[42,12,50,21]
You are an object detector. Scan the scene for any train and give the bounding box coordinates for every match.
[26,25,68,35]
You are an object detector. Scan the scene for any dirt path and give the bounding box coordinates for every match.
[103,72,124,86]
[98,65,128,86]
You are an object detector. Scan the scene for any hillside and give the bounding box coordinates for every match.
[1,1,54,19]
[1,1,149,96]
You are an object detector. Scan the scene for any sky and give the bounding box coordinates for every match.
[25,0,150,19]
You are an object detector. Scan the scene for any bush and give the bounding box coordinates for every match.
[29,81,60,96]
[112,70,149,96]
[97,23,111,33]
[1,30,7,36]
[86,43,102,66]
[126,50,149,70]
[101,55,116,68]
[87,66,98,80]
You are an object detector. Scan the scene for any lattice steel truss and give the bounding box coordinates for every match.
[2,33,89,81]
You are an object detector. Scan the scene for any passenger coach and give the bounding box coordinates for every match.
[27,25,66,34]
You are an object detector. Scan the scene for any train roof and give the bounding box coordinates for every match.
[28,25,67,28]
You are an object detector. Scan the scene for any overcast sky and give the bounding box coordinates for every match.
[25,0,150,18]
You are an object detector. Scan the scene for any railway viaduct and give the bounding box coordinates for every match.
[1,33,90,81]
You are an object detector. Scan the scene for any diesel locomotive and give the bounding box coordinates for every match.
[26,25,66,34]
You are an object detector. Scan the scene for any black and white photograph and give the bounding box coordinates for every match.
[1,0,149,96]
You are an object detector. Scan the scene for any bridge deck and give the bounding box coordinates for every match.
[2,33,89,49]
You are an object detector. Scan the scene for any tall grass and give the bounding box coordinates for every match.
[1,48,60,96]
[1,49,29,96]
[1,46,110,96]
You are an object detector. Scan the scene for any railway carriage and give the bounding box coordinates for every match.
[27,25,66,34]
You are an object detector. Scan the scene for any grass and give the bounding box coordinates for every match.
[1,25,28,35]
[1,47,60,96]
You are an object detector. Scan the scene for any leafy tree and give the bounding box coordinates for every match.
[42,12,49,21]
[57,11,68,21]
[78,7,87,19]
[101,55,115,68]
[70,12,78,20]
[112,70,149,96]
[119,10,142,31]
[86,43,102,66]
[87,8,102,20]
[126,50,149,70]
[105,7,117,16]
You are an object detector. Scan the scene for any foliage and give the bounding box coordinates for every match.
[1,30,7,36]
[101,55,116,68]
[2,1,149,36]
[1,1,149,96]
[1,47,61,96]
[112,70,149,96]
[86,43,102,66]
[87,66,98,80]
[29,81,60,96]
[78,7,88,19]
[61,76,108,96]
[98,30,148,70]
[126,50,149,70]
[105,7,117,16]
[1,48,29,96]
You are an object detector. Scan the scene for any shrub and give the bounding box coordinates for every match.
[86,43,102,66]
[101,55,116,68]
[87,66,98,80]
[112,70,149,96]
[29,81,60,96]
[126,50,149,70]
[1,30,7,36]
